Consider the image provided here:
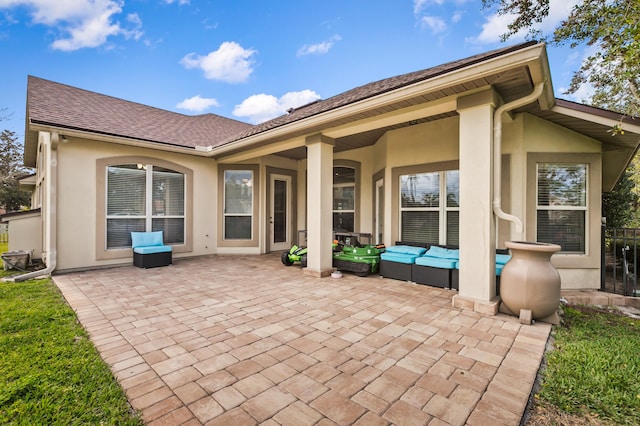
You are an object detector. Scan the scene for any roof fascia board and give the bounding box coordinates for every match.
[324,96,459,139]
[551,104,640,137]
[29,124,211,157]
[209,43,549,157]
[217,137,307,163]
[526,45,555,110]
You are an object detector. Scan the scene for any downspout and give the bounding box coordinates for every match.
[13,133,58,282]
[493,82,545,238]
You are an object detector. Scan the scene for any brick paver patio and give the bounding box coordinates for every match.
[52,254,551,425]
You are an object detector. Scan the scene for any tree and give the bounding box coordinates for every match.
[0,129,32,212]
[483,0,640,227]
[482,0,640,124]
[602,167,639,228]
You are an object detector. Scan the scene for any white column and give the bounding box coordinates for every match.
[304,134,334,277]
[453,90,498,314]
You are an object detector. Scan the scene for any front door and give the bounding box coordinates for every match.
[270,174,291,251]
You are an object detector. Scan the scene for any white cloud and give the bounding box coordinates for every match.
[297,35,342,57]
[470,11,518,44]
[413,0,448,16]
[233,90,321,124]
[414,0,471,16]
[165,0,190,4]
[181,41,257,83]
[420,15,447,34]
[451,10,464,23]
[0,0,143,51]
[176,95,220,112]
[470,0,580,44]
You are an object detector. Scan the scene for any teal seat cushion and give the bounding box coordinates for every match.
[423,246,459,260]
[380,252,419,264]
[131,231,165,248]
[384,245,427,256]
[133,245,172,255]
[496,254,511,265]
[415,256,457,269]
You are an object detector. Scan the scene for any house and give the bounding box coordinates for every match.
[7,41,640,315]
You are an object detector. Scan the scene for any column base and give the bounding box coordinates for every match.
[452,294,500,316]
[303,268,333,278]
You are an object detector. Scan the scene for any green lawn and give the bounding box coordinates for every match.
[0,278,142,425]
[536,305,640,424]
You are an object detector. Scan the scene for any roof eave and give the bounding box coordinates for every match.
[27,122,215,157]
[209,42,552,158]
[551,100,640,191]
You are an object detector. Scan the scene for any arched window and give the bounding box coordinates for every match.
[106,163,185,249]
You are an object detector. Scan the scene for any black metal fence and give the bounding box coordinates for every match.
[602,227,640,296]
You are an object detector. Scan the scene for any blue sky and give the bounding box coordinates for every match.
[0,0,585,140]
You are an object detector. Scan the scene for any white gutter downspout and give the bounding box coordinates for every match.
[493,82,545,238]
[13,133,58,282]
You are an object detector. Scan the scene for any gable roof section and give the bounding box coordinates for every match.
[533,98,640,191]
[230,41,541,143]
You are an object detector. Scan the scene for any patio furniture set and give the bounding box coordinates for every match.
[130,230,511,293]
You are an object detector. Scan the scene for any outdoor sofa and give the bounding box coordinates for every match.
[411,245,459,288]
[381,241,510,290]
[379,242,428,282]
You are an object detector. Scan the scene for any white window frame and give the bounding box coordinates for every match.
[535,162,588,254]
[105,163,186,249]
[399,170,459,245]
[223,169,254,240]
[333,166,356,232]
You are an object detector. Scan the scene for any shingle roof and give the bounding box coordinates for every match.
[27,76,254,149]
[27,42,539,151]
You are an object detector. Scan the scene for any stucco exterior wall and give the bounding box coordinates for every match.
[6,212,42,259]
[55,137,218,271]
[46,108,606,289]
[502,113,603,290]
[386,116,459,167]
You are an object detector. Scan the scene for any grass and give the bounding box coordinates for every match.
[535,305,640,425]
[0,278,143,425]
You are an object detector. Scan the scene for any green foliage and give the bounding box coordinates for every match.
[0,129,32,212]
[603,166,639,228]
[539,306,640,424]
[483,0,640,119]
[0,279,143,425]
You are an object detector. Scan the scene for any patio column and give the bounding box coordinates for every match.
[304,134,334,277]
[453,90,499,315]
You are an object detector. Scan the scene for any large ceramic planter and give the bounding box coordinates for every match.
[500,241,561,322]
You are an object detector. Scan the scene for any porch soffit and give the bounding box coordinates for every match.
[217,66,534,161]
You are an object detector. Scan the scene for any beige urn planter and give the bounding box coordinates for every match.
[499,241,561,324]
